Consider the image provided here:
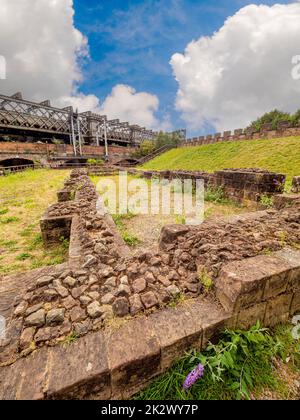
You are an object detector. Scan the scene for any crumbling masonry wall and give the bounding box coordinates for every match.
[0,169,299,399]
[136,168,286,203]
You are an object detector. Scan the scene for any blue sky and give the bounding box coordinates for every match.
[73,0,292,135]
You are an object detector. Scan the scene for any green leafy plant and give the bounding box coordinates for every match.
[122,231,140,247]
[59,236,70,251]
[137,323,300,401]
[62,332,78,346]
[0,208,8,215]
[198,268,213,291]
[87,158,104,166]
[259,194,274,208]
[204,186,227,204]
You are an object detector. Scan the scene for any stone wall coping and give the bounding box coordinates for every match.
[0,296,230,400]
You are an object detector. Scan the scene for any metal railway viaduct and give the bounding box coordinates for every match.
[0,92,157,167]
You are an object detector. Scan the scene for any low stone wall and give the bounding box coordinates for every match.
[0,169,299,399]
[135,168,285,203]
[292,176,300,193]
[182,121,300,146]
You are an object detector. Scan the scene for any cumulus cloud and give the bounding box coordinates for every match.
[100,84,171,130]
[171,2,300,132]
[0,0,99,110]
[0,0,165,130]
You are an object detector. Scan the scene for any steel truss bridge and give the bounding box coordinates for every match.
[0,92,156,155]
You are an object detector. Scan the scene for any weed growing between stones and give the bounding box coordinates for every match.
[260,194,275,208]
[136,323,300,401]
[198,268,213,292]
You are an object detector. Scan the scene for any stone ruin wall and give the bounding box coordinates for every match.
[182,121,300,146]
[0,169,299,399]
[128,167,286,203]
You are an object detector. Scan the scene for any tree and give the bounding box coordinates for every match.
[248,109,291,131]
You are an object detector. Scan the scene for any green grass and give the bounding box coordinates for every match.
[136,323,300,401]
[0,168,70,275]
[141,136,300,189]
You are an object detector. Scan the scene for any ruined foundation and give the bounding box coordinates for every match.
[0,169,299,400]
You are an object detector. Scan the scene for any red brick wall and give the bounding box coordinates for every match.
[0,142,136,156]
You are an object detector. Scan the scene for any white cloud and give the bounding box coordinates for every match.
[171,2,300,132]
[100,84,171,130]
[0,0,98,110]
[0,0,166,130]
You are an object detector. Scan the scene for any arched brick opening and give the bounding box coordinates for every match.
[0,157,34,168]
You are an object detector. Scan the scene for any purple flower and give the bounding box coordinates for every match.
[183,364,205,390]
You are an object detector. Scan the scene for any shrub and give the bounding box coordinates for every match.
[87,158,104,166]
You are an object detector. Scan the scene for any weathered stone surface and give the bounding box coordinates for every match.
[87,302,102,319]
[70,306,86,323]
[129,294,143,316]
[82,255,97,268]
[141,292,158,309]
[19,327,35,350]
[105,318,160,398]
[265,293,293,326]
[115,284,131,298]
[216,254,292,312]
[120,275,129,285]
[112,297,129,317]
[14,301,28,317]
[46,309,65,326]
[71,285,87,299]
[159,225,190,249]
[132,278,147,294]
[25,309,46,327]
[150,306,202,371]
[63,276,77,288]
[236,302,267,330]
[62,295,77,310]
[36,276,54,287]
[291,290,300,315]
[74,319,91,337]
[47,332,110,399]
[101,293,115,305]
[166,285,180,298]
[79,295,92,306]
[55,285,69,298]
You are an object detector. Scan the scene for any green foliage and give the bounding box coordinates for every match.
[204,186,227,204]
[133,140,156,158]
[62,332,78,346]
[133,131,182,158]
[0,216,19,224]
[248,108,300,132]
[259,194,274,208]
[248,109,291,131]
[16,253,32,261]
[0,208,8,215]
[137,323,300,401]
[198,269,213,291]
[175,215,186,225]
[59,236,70,251]
[122,231,140,247]
[87,158,104,166]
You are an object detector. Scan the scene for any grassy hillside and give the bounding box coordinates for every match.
[141,136,300,188]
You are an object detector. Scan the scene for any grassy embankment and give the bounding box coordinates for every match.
[141,136,300,190]
[0,169,70,275]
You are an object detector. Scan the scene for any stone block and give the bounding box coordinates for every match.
[236,302,267,330]
[105,318,160,399]
[47,331,110,400]
[264,293,293,327]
